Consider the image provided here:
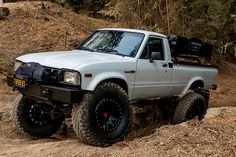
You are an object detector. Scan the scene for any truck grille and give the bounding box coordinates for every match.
[43,67,80,89]
[17,63,79,89]
[43,66,62,85]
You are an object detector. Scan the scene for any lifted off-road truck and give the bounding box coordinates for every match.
[7,28,218,146]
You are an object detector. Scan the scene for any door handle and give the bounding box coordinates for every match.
[162,63,168,67]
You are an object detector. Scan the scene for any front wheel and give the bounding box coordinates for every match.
[72,82,130,146]
[12,95,64,138]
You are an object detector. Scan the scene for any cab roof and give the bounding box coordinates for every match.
[98,28,167,38]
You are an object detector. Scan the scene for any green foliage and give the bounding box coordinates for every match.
[185,0,235,43]
[51,0,108,13]
[52,0,235,45]
[110,0,236,44]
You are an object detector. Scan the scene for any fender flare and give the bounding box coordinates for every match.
[181,77,204,95]
[82,72,129,92]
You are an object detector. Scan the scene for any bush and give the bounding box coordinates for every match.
[52,0,108,13]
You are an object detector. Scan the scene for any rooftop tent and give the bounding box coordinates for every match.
[189,38,203,54]
[168,35,214,59]
[202,43,214,59]
[168,35,189,56]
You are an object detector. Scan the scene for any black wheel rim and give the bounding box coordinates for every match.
[29,103,52,126]
[186,101,203,120]
[94,98,123,133]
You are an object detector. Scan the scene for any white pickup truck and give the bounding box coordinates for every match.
[7,28,218,146]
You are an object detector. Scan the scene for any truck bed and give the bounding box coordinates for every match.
[170,63,218,96]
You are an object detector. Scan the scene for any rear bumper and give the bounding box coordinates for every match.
[7,75,84,104]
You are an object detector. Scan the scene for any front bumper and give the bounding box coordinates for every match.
[7,75,84,104]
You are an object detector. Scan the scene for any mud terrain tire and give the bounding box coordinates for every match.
[12,95,64,138]
[72,82,130,146]
[173,92,206,124]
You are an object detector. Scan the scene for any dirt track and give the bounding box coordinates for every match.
[0,1,236,157]
[0,95,236,157]
[0,74,235,157]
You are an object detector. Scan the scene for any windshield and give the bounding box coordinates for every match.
[77,30,145,57]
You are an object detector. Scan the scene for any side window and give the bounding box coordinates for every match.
[140,37,164,60]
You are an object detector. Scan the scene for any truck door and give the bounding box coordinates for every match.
[132,36,173,100]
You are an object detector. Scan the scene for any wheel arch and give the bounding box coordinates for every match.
[99,78,128,93]
[82,72,129,94]
[189,80,204,90]
[181,77,204,95]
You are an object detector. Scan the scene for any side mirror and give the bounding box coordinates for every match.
[149,52,162,63]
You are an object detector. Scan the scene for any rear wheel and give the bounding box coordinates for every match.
[72,82,130,146]
[12,95,64,138]
[173,92,206,124]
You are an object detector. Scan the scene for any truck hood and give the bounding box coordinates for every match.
[17,50,129,69]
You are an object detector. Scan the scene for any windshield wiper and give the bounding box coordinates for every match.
[78,47,94,52]
[96,48,125,57]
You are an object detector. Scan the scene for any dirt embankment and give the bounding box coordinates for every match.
[0,1,236,157]
[0,1,117,75]
[210,74,236,108]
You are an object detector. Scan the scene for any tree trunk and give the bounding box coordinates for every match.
[166,0,170,35]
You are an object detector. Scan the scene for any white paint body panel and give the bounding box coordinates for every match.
[16,28,218,100]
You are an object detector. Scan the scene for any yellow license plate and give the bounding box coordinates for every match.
[14,78,26,88]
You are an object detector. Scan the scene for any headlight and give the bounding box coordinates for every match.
[64,71,80,85]
[14,61,22,72]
